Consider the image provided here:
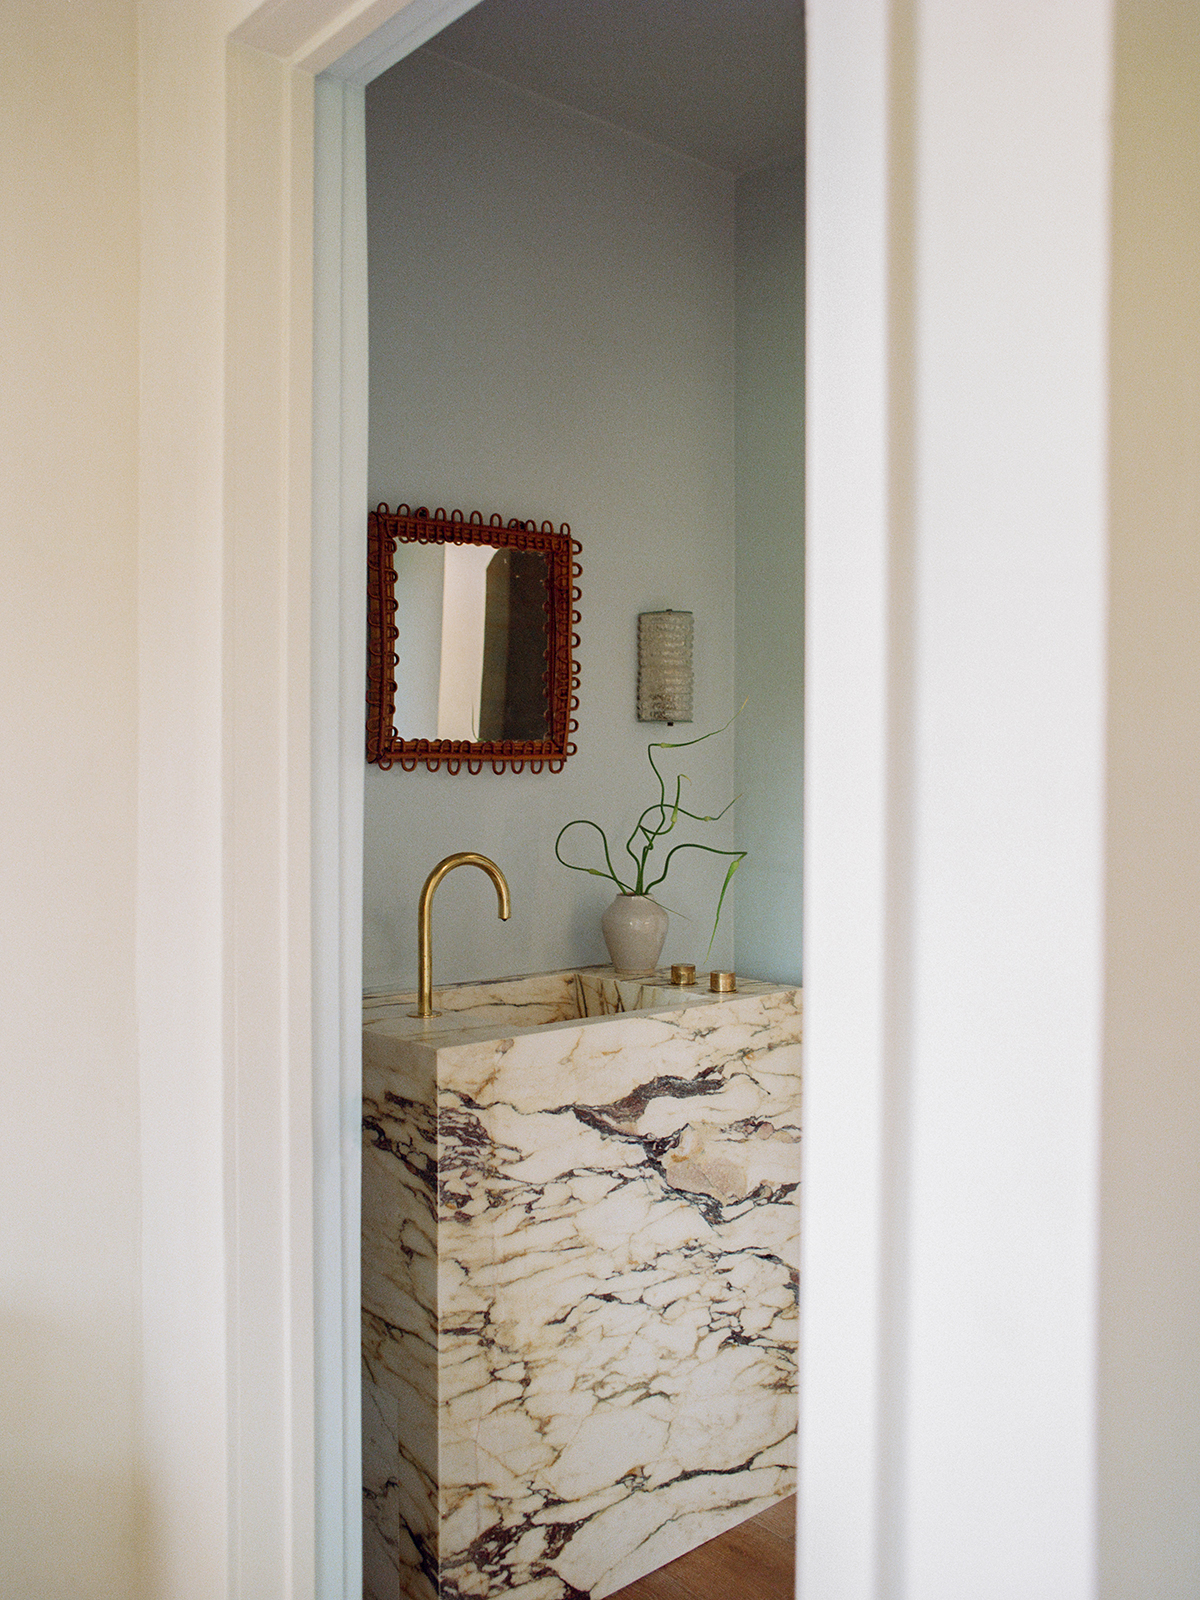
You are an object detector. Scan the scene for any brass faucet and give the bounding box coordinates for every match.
[412,852,511,1018]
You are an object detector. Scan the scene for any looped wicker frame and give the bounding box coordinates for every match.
[367,503,581,774]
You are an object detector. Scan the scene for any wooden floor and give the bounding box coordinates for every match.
[607,1496,796,1600]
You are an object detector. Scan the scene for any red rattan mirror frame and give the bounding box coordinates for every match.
[367,503,581,773]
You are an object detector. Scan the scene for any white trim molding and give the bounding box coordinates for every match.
[803,2,1112,1595]
[311,71,368,1600]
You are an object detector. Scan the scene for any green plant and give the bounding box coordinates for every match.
[554,717,747,960]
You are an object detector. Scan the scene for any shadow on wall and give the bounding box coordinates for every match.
[0,1309,149,1599]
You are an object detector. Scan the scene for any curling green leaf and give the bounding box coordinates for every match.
[555,712,748,958]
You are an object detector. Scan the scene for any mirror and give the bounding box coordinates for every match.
[367,503,581,773]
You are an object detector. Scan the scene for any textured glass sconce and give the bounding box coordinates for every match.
[637,610,693,724]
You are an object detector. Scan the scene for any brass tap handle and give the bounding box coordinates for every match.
[413,853,511,1018]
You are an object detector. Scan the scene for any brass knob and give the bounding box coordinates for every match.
[671,963,696,987]
[709,970,736,993]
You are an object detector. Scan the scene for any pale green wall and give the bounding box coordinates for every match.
[733,159,805,984]
[364,50,739,990]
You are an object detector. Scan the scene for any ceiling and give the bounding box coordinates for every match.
[424,0,805,176]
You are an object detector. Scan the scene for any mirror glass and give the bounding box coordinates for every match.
[367,504,580,773]
[392,542,551,744]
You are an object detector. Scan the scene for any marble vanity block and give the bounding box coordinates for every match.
[363,967,802,1600]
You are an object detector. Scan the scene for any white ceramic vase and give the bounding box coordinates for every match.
[601,893,668,977]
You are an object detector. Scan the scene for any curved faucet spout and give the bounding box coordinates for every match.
[413,852,511,1018]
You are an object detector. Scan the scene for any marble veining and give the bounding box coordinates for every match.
[363,967,802,1600]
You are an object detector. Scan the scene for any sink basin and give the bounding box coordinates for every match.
[362,963,779,1037]
[363,966,803,1600]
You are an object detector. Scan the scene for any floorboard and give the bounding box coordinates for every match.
[607,1496,796,1600]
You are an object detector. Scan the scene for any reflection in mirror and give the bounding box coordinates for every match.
[367,504,580,773]
[478,548,552,742]
[392,543,551,743]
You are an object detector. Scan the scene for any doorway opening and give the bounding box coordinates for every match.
[322,2,805,1593]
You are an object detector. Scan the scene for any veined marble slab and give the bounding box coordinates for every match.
[363,967,802,1600]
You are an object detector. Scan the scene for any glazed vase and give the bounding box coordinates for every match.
[601,893,668,977]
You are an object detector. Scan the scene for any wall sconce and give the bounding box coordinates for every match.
[637,610,693,724]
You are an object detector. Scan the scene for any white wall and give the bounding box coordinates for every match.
[1101,3,1200,1593]
[900,1,1110,1587]
[364,50,739,991]
[803,0,1111,1593]
[0,3,141,1596]
[734,158,805,985]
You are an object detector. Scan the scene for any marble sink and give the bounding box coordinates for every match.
[363,966,803,1600]
[362,967,731,1034]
